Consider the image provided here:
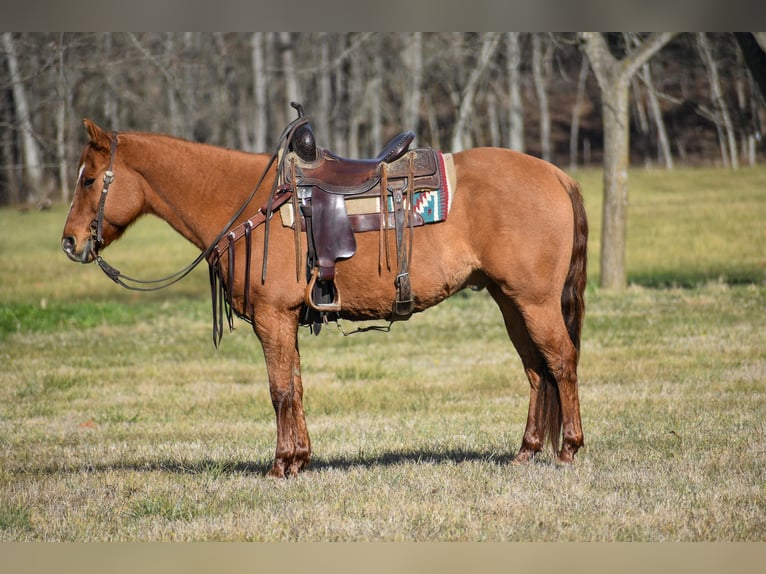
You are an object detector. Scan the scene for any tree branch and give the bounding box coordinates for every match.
[621,32,678,80]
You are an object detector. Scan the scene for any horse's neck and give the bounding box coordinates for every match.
[127,134,273,250]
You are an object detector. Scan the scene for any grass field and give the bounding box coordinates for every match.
[0,167,764,541]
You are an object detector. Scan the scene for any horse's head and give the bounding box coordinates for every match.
[61,119,146,263]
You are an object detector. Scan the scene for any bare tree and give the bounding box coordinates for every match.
[532,33,552,162]
[102,33,118,128]
[369,35,383,153]
[735,32,766,102]
[1,33,762,207]
[638,59,674,169]
[2,32,45,203]
[698,33,739,169]
[451,32,501,152]
[402,32,423,136]
[347,38,364,158]
[55,34,71,202]
[580,32,677,290]
[316,32,332,142]
[569,55,589,171]
[279,32,300,104]
[506,32,525,152]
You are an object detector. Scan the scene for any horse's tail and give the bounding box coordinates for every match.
[559,172,588,355]
[541,172,588,455]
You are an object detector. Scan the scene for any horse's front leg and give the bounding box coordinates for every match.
[257,315,311,478]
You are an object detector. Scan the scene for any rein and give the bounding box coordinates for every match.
[91,115,310,292]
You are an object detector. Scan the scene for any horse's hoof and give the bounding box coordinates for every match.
[266,464,286,479]
[555,450,576,465]
[512,450,535,465]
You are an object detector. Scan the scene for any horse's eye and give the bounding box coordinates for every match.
[82,178,96,189]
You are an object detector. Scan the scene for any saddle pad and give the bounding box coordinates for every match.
[279,152,455,228]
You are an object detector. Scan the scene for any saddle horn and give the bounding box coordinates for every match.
[289,102,317,162]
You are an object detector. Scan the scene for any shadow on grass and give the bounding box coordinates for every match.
[24,448,520,478]
[627,268,764,289]
[311,448,518,472]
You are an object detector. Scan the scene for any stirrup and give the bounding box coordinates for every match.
[305,267,342,312]
[391,272,414,320]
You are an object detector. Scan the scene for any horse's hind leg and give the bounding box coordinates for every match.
[489,286,583,464]
[524,300,583,463]
[256,313,312,478]
[489,286,553,462]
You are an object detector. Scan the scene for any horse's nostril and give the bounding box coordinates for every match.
[62,236,75,253]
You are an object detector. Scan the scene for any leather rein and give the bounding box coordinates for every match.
[90,116,309,292]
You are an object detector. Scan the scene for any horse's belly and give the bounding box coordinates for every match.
[333,228,478,320]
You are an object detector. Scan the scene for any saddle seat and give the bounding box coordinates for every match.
[296,131,415,194]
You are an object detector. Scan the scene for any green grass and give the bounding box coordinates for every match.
[575,166,766,286]
[0,167,764,541]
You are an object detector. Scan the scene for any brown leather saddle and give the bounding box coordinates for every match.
[281,103,444,326]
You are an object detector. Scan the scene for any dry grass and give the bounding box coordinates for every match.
[1,167,764,540]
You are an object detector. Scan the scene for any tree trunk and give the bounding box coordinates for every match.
[2,32,45,204]
[640,60,674,169]
[332,35,348,156]
[426,92,441,150]
[600,79,631,290]
[734,32,766,101]
[1,88,20,205]
[251,32,268,151]
[698,33,739,169]
[316,33,332,141]
[370,36,383,154]
[570,54,589,171]
[487,91,500,147]
[280,32,300,104]
[532,33,552,162]
[347,41,363,158]
[451,32,501,152]
[506,32,525,152]
[402,32,423,136]
[55,34,69,203]
[580,32,676,290]
[102,33,118,129]
[631,76,652,166]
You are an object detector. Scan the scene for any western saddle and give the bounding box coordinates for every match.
[208,103,447,337]
[282,103,447,329]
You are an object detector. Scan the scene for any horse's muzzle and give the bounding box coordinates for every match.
[61,236,96,263]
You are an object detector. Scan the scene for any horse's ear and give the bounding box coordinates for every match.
[83,118,111,151]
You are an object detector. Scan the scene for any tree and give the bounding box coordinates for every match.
[251,32,268,152]
[54,33,71,203]
[506,32,525,152]
[580,32,677,290]
[402,32,423,136]
[734,32,766,101]
[1,33,763,207]
[698,33,739,169]
[569,54,589,171]
[2,32,45,204]
[451,32,501,152]
[532,33,552,162]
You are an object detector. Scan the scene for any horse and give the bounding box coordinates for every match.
[61,117,588,478]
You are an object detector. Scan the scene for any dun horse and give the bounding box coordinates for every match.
[61,115,588,478]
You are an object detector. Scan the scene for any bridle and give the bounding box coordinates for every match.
[89,111,310,292]
[90,133,117,251]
